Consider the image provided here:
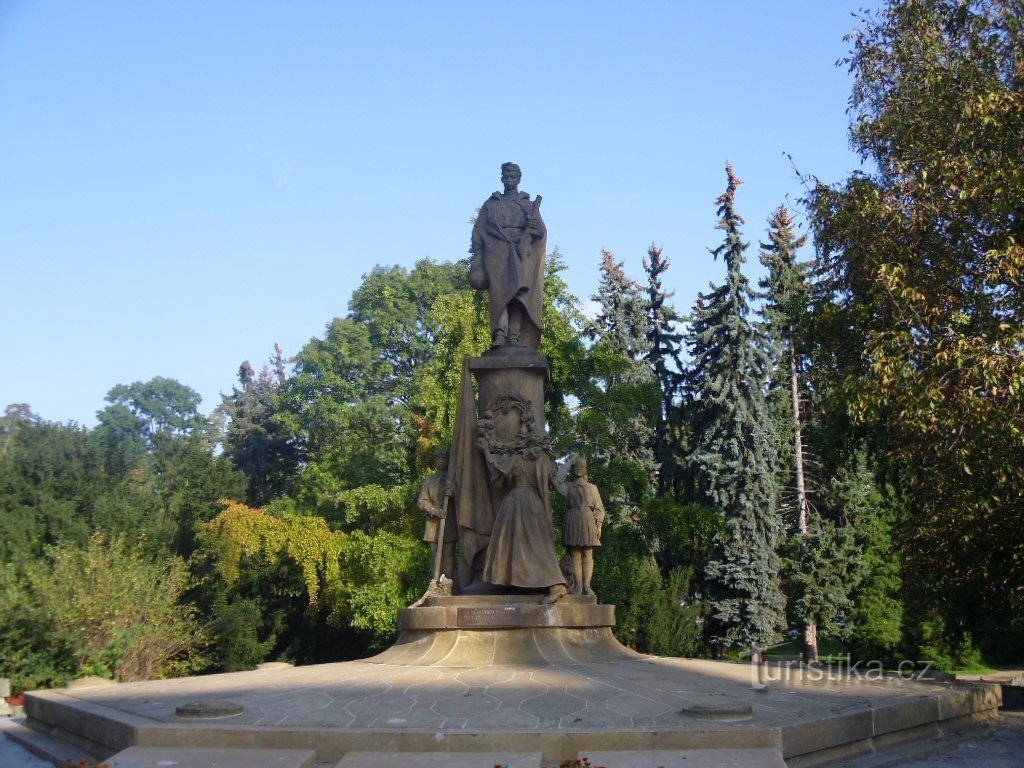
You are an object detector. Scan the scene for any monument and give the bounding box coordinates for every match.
[14,164,1005,768]
[385,162,628,665]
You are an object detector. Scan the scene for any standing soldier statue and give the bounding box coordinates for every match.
[469,162,547,349]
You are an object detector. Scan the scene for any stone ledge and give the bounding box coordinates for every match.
[398,601,613,631]
[423,594,597,606]
[336,750,543,767]
[108,746,317,768]
[469,350,549,372]
[370,626,639,666]
[581,748,787,768]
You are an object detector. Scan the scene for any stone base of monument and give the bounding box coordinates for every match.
[372,594,637,666]
[21,649,1005,768]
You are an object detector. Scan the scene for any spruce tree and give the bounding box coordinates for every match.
[758,206,819,661]
[687,166,785,657]
[643,245,686,497]
[577,249,658,516]
[219,346,302,506]
[588,249,651,375]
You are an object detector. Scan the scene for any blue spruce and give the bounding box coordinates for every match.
[687,165,786,657]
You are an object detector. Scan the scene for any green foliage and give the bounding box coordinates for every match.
[195,502,429,657]
[207,596,276,672]
[604,555,703,657]
[539,248,590,445]
[334,481,420,537]
[0,419,110,565]
[96,377,206,465]
[825,450,904,659]
[197,501,347,603]
[218,348,303,506]
[588,249,651,366]
[0,563,74,693]
[643,245,687,496]
[336,530,431,649]
[759,206,812,359]
[278,259,468,517]
[0,413,239,565]
[914,613,987,673]
[687,166,785,652]
[636,498,723,573]
[784,522,860,640]
[0,535,207,687]
[808,0,1024,655]
[411,288,490,457]
[573,250,659,520]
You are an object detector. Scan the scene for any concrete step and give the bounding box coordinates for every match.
[335,751,543,767]
[107,746,317,768]
[580,748,787,768]
[0,717,107,766]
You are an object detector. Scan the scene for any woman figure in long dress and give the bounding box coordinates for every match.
[477,398,567,604]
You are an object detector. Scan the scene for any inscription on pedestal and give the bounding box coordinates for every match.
[458,605,522,628]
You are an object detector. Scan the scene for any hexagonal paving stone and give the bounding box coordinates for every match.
[345,692,415,721]
[376,668,443,688]
[322,681,391,703]
[520,691,587,719]
[526,668,581,687]
[376,705,448,729]
[454,668,517,688]
[563,706,634,728]
[274,701,355,727]
[249,691,335,718]
[403,680,470,703]
[566,680,625,701]
[465,708,541,729]
[482,679,549,708]
[431,691,500,719]
[605,692,676,718]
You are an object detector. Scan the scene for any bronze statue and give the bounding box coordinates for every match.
[470,162,547,349]
[418,449,457,584]
[554,455,605,596]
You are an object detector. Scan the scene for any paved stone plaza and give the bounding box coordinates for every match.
[21,654,1002,766]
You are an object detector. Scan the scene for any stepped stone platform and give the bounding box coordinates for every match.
[21,650,1002,766]
[380,594,634,666]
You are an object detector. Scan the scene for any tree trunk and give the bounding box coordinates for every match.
[791,335,818,665]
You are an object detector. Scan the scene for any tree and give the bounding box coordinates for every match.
[588,249,651,374]
[219,347,303,506]
[825,449,904,661]
[807,0,1024,655]
[96,377,205,458]
[575,249,658,521]
[759,206,821,661]
[12,534,206,683]
[687,166,785,658]
[644,245,686,497]
[278,260,467,518]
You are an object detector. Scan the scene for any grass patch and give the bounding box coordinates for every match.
[764,638,850,662]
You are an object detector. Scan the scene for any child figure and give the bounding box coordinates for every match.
[554,455,606,596]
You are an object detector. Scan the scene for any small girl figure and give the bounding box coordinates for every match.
[554,455,606,596]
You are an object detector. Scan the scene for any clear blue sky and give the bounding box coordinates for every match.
[0,1,876,426]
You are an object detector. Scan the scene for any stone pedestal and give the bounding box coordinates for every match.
[468,348,549,431]
[376,594,635,666]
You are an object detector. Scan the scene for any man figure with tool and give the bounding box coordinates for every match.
[418,448,458,586]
